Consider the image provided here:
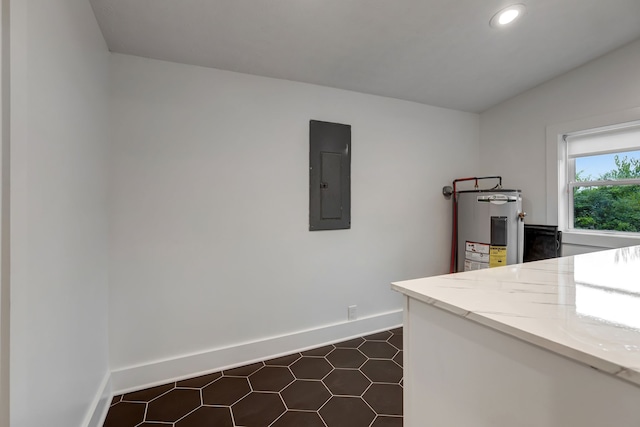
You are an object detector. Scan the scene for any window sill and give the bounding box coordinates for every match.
[562,230,640,249]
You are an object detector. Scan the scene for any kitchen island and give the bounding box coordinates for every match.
[392,246,640,427]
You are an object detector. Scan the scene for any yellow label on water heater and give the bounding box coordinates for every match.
[489,246,507,268]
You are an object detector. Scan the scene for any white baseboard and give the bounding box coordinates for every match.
[83,372,112,427]
[112,310,402,394]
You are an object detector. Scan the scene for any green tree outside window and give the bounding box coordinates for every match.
[574,155,640,232]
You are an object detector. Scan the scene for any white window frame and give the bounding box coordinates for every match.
[546,107,640,249]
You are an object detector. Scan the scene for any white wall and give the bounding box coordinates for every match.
[0,0,9,425]
[9,0,111,426]
[479,38,640,255]
[109,53,479,377]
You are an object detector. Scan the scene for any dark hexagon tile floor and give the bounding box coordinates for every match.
[103,328,403,427]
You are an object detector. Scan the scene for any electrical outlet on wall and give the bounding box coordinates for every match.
[348,305,357,321]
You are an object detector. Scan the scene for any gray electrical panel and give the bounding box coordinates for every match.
[309,120,351,231]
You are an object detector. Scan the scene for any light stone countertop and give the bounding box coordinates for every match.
[392,246,640,387]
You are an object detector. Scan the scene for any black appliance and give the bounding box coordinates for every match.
[523,224,562,262]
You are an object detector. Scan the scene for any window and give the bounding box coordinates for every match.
[566,125,640,233]
[546,107,640,249]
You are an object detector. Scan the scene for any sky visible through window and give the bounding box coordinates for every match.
[576,149,640,179]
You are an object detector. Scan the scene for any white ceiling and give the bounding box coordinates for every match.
[90,0,640,113]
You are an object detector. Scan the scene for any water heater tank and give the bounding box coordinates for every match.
[456,189,524,272]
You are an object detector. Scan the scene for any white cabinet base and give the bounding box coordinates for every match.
[403,296,640,427]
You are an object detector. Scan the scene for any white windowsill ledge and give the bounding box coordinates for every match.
[562,230,640,249]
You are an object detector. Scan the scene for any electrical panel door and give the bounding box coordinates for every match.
[309,120,351,231]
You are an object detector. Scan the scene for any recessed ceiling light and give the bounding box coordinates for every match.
[490,4,526,29]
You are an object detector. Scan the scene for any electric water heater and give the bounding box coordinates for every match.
[456,190,525,272]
